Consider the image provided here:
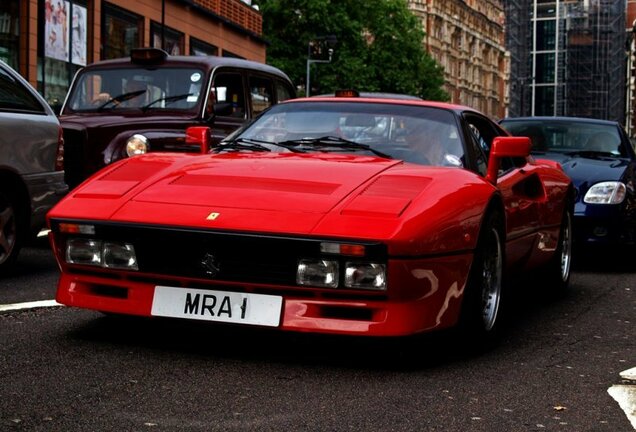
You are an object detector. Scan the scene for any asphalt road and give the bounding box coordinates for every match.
[0,242,634,431]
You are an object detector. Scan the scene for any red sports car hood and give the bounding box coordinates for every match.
[52,152,492,250]
[131,153,394,212]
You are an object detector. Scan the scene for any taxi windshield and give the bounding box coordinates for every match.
[65,67,206,112]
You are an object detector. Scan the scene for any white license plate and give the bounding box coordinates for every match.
[151,286,282,327]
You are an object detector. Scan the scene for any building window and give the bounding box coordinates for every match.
[536,3,557,19]
[102,3,142,60]
[0,0,19,69]
[535,52,555,83]
[190,37,218,56]
[40,0,88,109]
[222,50,245,59]
[535,84,555,115]
[151,22,183,55]
[536,19,556,51]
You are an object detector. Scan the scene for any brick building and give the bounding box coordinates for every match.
[408,0,508,119]
[0,0,265,107]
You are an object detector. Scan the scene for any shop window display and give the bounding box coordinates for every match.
[0,0,19,70]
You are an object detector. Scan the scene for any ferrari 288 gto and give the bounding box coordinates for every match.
[48,95,574,342]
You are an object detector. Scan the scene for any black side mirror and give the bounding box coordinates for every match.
[213,102,234,116]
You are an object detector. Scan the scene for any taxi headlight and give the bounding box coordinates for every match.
[126,134,149,157]
[583,181,626,204]
[344,262,386,290]
[66,238,138,270]
[296,259,339,288]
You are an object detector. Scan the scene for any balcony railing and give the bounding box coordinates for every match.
[193,0,262,35]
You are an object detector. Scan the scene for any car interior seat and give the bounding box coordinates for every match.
[586,131,619,154]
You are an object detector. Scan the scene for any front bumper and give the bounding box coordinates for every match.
[573,207,636,245]
[54,253,473,337]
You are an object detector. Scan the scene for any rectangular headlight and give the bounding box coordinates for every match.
[65,238,138,271]
[344,262,386,290]
[103,242,138,270]
[66,238,102,266]
[296,259,339,288]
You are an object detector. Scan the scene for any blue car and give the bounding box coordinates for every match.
[500,116,636,247]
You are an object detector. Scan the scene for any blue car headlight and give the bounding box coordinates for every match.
[583,181,626,204]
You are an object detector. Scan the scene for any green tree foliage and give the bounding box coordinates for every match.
[256,0,449,101]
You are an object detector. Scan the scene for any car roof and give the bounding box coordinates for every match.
[314,92,423,100]
[79,53,293,82]
[501,116,620,126]
[284,96,477,114]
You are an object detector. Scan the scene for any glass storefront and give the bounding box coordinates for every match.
[0,0,19,70]
[39,0,88,110]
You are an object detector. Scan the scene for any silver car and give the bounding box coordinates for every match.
[0,60,68,273]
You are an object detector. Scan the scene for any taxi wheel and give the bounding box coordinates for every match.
[458,210,505,344]
[0,189,22,274]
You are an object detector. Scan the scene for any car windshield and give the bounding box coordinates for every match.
[65,67,206,112]
[501,119,625,157]
[221,101,464,167]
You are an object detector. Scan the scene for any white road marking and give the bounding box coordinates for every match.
[608,367,636,430]
[0,300,63,312]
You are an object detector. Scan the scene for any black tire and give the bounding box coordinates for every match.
[458,210,505,344]
[0,189,22,274]
[543,207,573,295]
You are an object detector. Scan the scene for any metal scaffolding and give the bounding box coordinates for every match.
[505,0,626,123]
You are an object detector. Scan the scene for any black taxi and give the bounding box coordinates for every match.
[59,48,295,188]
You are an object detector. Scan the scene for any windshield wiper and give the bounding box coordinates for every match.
[563,150,618,158]
[141,93,194,111]
[217,137,305,153]
[278,136,392,159]
[216,138,273,153]
[96,90,146,111]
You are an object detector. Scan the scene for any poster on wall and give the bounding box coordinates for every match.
[44,0,70,62]
[71,4,87,65]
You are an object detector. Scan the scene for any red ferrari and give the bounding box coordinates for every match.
[48,96,574,341]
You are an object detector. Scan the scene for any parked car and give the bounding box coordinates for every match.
[48,95,573,343]
[0,60,67,273]
[59,48,296,189]
[500,116,636,247]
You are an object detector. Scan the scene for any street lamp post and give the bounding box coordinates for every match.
[306,35,337,97]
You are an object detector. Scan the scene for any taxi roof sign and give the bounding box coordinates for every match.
[334,89,360,97]
[131,48,169,65]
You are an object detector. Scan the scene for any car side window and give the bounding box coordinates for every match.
[212,72,246,118]
[275,80,294,103]
[465,114,516,176]
[0,67,46,113]
[465,124,488,176]
[249,76,274,116]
